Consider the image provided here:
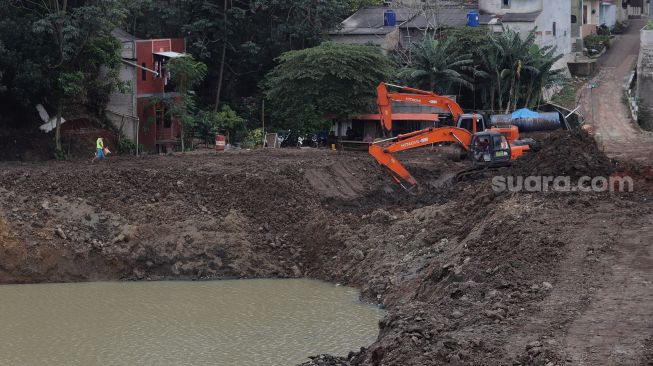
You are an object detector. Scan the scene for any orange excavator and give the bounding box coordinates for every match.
[369,83,530,189]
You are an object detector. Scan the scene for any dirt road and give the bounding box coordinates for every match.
[579,19,653,163]
[570,20,653,365]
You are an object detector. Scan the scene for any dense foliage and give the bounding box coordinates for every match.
[0,0,126,153]
[397,38,476,94]
[127,0,358,112]
[584,34,611,52]
[166,54,207,150]
[401,27,565,112]
[0,0,566,150]
[263,42,395,131]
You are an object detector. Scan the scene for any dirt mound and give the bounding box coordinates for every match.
[0,117,117,162]
[0,131,53,161]
[1,148,652,365]
[512,130,615,178]
[304,161,365,199]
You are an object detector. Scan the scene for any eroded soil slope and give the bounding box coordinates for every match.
[1,135,652,365]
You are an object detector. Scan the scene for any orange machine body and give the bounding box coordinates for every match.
[370,83,530,189]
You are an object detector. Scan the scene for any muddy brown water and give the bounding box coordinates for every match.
[0,279,384,366]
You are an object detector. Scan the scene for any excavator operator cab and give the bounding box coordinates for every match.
[457,113,486,134]
[469,131,512,167]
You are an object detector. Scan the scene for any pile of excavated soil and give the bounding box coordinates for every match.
[1,136,652,366]
[512,130,615,178]
[0,131,53,161]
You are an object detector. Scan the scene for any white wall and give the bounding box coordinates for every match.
[615,3,629,23]
[637,30,653,112]
[480,0,543,15]
[600,4,617,28]
[106,63,138,141]
[501,0,571,70]
[537,0,571,62]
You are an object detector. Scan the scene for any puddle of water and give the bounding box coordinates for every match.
[0,279,383,366]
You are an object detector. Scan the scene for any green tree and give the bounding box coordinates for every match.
[193,106,245,145]
[490,30,536,113]
[128,0,354,112]
[349,0,383,11]
[167,54,207,151]
[0,41,5,93]
[1,0,125,155]
[468,29,564,112]
[263,42,394,131]
[522,44,564,108]
[398,38,477,95]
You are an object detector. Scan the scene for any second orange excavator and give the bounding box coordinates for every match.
[369,83,530,189]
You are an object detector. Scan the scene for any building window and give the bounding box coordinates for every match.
[583,5,588,24]
[142,63,147,81]
[553,22,556,36]
[155,107,164,126]
[502,0,510,8]
[571,15,577,24]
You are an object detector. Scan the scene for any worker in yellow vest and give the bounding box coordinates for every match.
[91,137,108,163]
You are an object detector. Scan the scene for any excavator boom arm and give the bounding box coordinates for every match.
[377,83,464,134]
[369,127,473,189]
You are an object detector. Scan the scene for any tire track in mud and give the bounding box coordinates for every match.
[304,161,365,199]
[564,214,653,365]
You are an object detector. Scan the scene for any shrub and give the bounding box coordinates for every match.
[613,21,629,34]
[584,35,611,52]
[241,128,265,148]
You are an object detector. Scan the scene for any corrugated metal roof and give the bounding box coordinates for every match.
[330,7,417,35]
[341,7,418,29]
[153,51,184,58]
[331,27,396,35]
[500,11,541,22]
[401,8,471,28]
[330,5,478,35]
[112,28,139,41]
[479,14,497,24]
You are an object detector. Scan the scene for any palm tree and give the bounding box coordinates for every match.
[489,29,539,113]
[398,37,475,95]
[522,45,565,108]
[478,46,508,112]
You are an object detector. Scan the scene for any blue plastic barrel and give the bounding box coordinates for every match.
[384,10,396,27]
[467,10,480,27]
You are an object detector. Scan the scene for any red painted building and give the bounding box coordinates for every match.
[107,29,187,153]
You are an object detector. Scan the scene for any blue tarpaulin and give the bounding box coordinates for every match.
[511,108,540,120]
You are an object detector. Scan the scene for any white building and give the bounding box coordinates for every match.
[479,0,572,70]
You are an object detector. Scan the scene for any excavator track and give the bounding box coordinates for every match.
[454,166,501,182]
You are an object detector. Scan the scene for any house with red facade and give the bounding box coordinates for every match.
[106,29,187,153]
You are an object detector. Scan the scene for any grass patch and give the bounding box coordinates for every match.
[551,79,585,110]
[646,20,653,30]
[584,35,611,53]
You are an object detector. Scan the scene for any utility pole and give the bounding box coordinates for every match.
[214,0,228,112]
[261,99,265,146]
